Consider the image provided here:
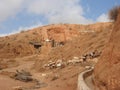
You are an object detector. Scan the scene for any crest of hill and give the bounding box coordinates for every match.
[0,22,113,59]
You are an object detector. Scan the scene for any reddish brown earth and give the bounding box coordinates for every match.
[0,75,35,90]
[94,10,120,90]
[34,23,113,71]
[0,22,114,90]
[0,23,112,59]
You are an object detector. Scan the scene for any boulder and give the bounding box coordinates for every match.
[12,70,33,82]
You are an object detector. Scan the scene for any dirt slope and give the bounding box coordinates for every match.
[0,23,113,59]
[94,10,120,90]
[34,23,113,71]
[0,22,115,90]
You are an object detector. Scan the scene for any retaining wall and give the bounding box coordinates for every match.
[77,68,93,90]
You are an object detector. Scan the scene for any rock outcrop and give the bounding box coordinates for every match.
[94,9,120,90]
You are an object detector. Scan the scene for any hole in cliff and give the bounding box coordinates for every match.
[29,41,42,49]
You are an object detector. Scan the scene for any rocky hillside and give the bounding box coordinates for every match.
[0,22,116,90]
[34,23,113,71]
[0,23,113,59]
[94,10,120,90]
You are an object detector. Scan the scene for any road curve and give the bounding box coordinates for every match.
[77,68,94,90]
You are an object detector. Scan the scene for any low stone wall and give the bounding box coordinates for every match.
[77,68,93,90]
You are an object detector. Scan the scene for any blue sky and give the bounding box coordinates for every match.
[0,0,120,36]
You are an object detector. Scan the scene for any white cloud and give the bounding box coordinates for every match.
[97,13,110,22]
[0,22,43,37]
[0,0,112,36]
[17,22,43,31]
[27,0,83,15]
[0,0,25,22]
[0,0,94,25]
[0,0,110,25]
[27,0,94,24]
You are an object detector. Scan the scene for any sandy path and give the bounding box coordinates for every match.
[0,75,34,90]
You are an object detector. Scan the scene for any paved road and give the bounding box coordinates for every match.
[85,75,95,90]
[77,69,93,90]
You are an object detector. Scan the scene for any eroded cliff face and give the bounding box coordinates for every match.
[94,10,120,90]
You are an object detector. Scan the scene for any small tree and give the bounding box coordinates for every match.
[109,6,120,21]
